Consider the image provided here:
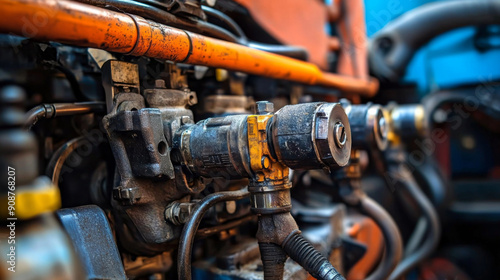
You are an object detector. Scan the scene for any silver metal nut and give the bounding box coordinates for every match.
[255,101,274,115]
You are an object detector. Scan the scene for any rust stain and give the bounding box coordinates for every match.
[0,0,378,96]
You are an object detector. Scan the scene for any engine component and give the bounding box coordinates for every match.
[340,100,388,151]
[173,101,350,280]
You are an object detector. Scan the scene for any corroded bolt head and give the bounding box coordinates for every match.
[255,101,274,115]
[334,122,347,148]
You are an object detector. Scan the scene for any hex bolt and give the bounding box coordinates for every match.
[334,122,347,148]
[165,202,195,225]
[255,101,274,115]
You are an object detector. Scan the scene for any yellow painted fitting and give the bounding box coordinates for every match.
[247,115,289,182]
[382,107,401,146]
[414,105,427,137]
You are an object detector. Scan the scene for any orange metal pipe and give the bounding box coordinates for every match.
[0,0,378,96]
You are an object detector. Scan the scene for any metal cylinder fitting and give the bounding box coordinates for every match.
[388,104,427,139]
[341,101,388,151]
[269,102,351,170]
[173,114,252,179]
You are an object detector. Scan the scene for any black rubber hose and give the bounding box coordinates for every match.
[388,165,440,280]
[360,195,403,280]
[76,0,310,60]
[369,0,500,81]
[24,102,106,130]
[74,0,243,43]
[248,42,309,61]
[259,242,288,280]
[177,187,250,280]
[202,5,247,40]
[200,6,309,60]
[282,231,345,280]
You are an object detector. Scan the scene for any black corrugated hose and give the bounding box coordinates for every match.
[259,242,288,280]
[282,231,345,280]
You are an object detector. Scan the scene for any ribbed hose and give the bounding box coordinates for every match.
[259,243,287,280]
[282,232,345,280]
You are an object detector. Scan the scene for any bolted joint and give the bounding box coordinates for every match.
[113,186,141,206]
[255,101,274,115]
[165,201,196,225]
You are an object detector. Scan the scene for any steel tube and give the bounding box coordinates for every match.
[0,0,378,96]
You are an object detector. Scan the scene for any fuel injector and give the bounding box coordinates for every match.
[173,101,350,280]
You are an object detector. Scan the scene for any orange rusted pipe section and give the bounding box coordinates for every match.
[0,0,378,96]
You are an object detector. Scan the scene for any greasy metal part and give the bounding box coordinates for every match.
[270,103,351,170]
[203,95,254,115]
[173,101,350,279]
[255,101,274,115]
[164,201,196,225]
[174,114,251,179]
[56,206,127,280]
[0,0,379,96]
[177,187,250,280]
[24,102,106,130]
[102,62,203,255]
[102,60,141,113]
[340,100,388,151]
[385,104,427,144]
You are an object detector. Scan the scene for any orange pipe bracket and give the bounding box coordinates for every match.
[0,0,379,96]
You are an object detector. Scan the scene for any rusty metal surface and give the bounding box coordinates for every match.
[336,0,369,79]
[234,0,330,70]
[0,0,378,96]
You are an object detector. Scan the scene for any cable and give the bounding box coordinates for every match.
[202,5,247,40]
[74,0,242,43]
[177,187,250,280]
[360,195,403,280]
[388,164,440,280]
[24,102,106,130]
[75,0,309,60]
[46,136,86,188]
[201,5,309,60]
[404,217,427,257]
